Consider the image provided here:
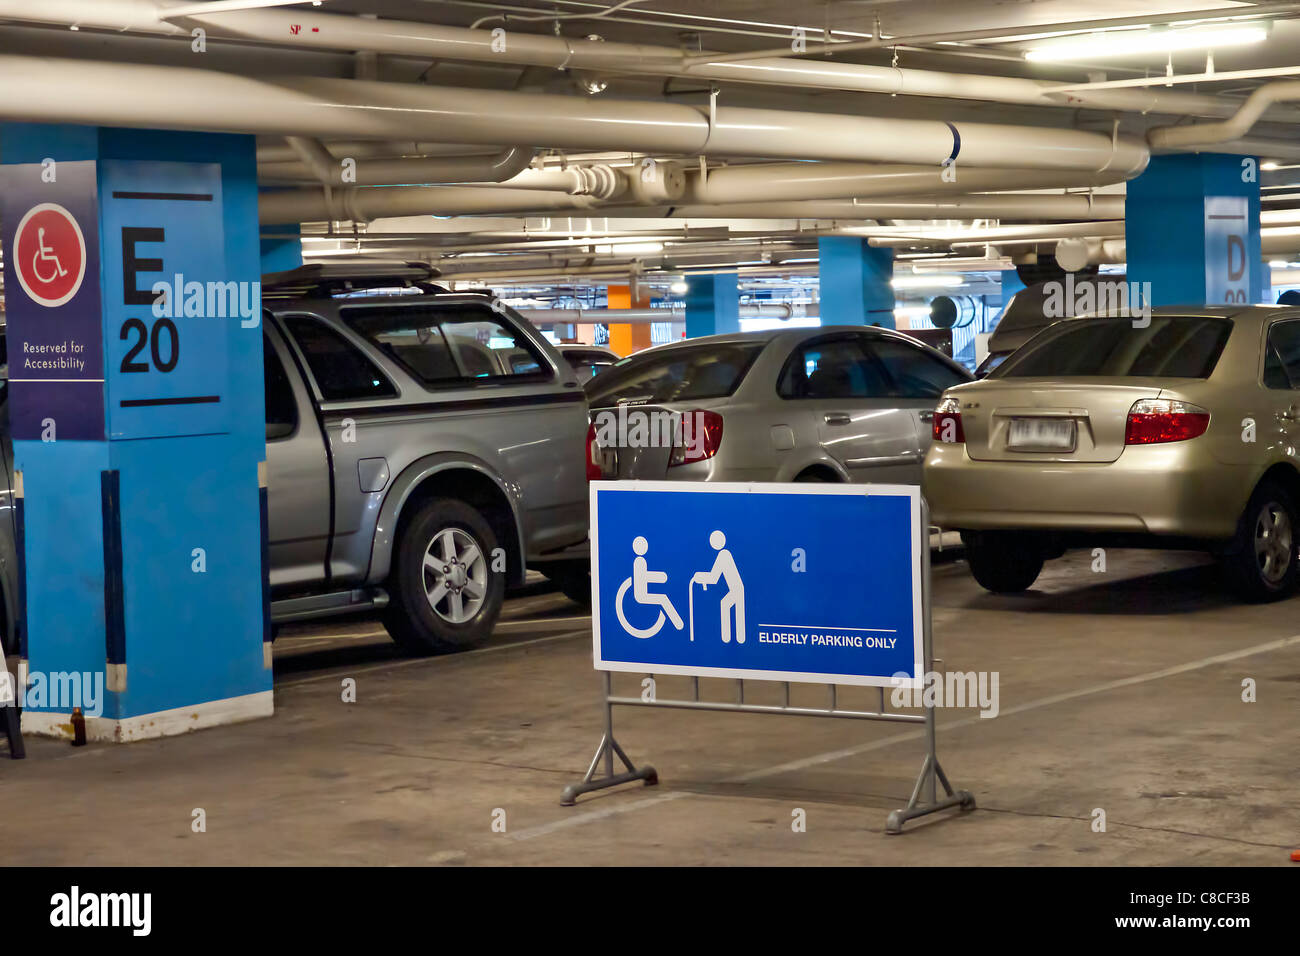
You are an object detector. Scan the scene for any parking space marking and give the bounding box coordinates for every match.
[506,632,1300,843]
[275,628,590,688]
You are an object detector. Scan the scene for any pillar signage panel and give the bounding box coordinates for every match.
[1205,195,1250,306]
[99,160,230,439]
[0,160,106,441]
[590,481,925,687]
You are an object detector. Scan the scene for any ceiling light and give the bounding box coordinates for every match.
[669,280,689,294]
[595,242,663,255]
[891,274,963,290]
[1024,23,1270,63]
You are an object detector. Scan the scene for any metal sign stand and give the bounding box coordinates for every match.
[562,497,974,832]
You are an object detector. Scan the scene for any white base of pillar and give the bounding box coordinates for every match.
[21,690,274,742]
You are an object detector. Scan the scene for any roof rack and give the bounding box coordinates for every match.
[261,260,447,299]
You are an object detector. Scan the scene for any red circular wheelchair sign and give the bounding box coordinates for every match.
[13,202,87,308]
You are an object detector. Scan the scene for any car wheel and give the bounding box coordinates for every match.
[543,561,592,607]
[385,497,505,653]
[961,531,1044,593]
[1220,480,1299,603]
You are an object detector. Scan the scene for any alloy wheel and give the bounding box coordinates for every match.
[1254,502,1293,585]
[422,527,488,623]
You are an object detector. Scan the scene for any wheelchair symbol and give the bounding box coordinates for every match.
[615,536,684,639]
[31,228,69,285]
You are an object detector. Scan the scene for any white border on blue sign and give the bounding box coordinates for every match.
[589,480,926,689]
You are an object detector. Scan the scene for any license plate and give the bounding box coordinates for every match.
[1007,417,1076,451]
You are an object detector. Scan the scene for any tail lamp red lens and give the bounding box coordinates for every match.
[1124,399,1210,445]
[585,422,603,480]
[669,409,724,467]
[932,397,965,444]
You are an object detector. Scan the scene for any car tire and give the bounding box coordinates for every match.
[1220,479,1299,603]
[543,561,592,607]
[962,531,1044,593]
[385,497,505,654]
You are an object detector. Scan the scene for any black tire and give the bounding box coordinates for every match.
[385,497,506,654]
[962,530,1044,593]
[795,469,834,483]
[543,561,592,607]
[1220,480,1299,603]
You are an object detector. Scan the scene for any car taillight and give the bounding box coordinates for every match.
[1124,399,1210,445]
[669,409,724,467]
[932,397,965,444]
[585,422,602,480]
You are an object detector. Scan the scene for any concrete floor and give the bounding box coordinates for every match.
[3,550,1298,866]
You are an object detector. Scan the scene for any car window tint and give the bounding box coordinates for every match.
[283,316,397,401]
[264,336,298,440]
[344,304,550,386]
[586,343,763,406]
[868,337,970,398]
[1265,321,1300,389]
[779,338,889,399]
[998,316,1232,378]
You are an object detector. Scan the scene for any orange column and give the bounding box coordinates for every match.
[606,284,653,356]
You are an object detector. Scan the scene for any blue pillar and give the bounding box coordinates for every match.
[1,124,270,740]
[1126,153,1264,307]
[685,272,740,338]
[818,236,895,327]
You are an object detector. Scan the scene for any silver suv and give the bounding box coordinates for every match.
[0,263,593,655]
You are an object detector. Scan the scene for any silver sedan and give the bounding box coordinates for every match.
[585,325,972,483]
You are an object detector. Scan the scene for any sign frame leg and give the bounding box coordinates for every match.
[559,671,658,806]
[885,497,975,833]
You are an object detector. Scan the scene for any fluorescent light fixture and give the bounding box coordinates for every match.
[163,0,326,16]
[893,306,932,320]
[891,273,963,290]
[669,279,689,294]
[1025,23,1270,63]
[594,242,663,255]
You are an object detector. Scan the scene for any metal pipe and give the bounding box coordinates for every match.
[598,196,1127,221]
[262,144,536,186]
[9,1,1298,121]
[1148,81,1300,150]
[683,163,1132,205]
[0,55,1149,175]
[259,185,602,223]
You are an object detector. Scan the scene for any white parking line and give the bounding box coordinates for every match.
[506,632,1300,843]
[276,628,590,687]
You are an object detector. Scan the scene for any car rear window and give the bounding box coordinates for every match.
[586,343,764,406]
[996,316,1232,379]
[341,302,550,387]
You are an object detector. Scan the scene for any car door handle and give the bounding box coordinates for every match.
[917,410,934,422]
[823,413,852,426]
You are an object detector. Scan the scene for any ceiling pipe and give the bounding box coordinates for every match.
[13,0,1300,122]
[681,163,1132,205]
[266,142,537,187]
[259,185,602,224]
[1148,81,1300,150]
[0,56,1151,175]
[598,195,1127,221]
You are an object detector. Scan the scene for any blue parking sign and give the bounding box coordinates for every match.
[591,481,925,687]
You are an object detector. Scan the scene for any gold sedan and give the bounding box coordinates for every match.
[924,306,1300,601]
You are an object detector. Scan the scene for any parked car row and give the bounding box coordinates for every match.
[5,263,1291,665]
[585,302,1300,605]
